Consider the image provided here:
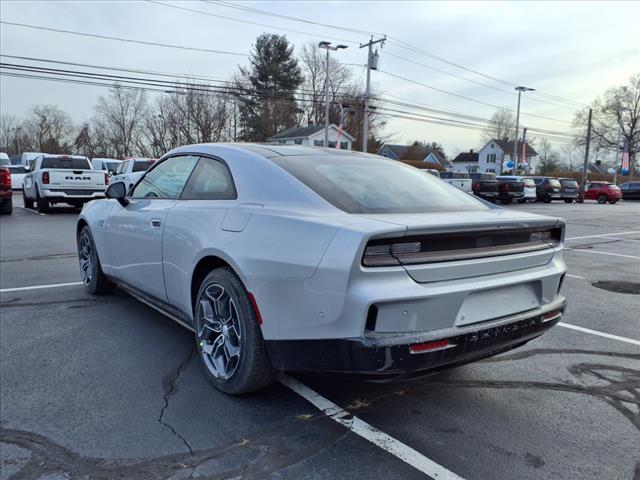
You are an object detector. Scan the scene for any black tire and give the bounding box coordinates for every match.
[597,195,607,204]
[77,226,115,294]
[502,197,513,205]
[576,197,584,204]
[542,195,552,203]
[23,189,33,209]
[609,199,618,204]
[0,198,12,215]
[564,199,573,203]
[36,188,49,213]
[194,268,275,394]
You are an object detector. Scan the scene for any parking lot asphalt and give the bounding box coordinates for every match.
[1,194,639,480]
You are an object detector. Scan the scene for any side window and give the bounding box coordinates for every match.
[115,161,126,175]
[131,155,198,199]
[181,157,237,200]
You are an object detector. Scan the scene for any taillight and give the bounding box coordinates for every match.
[410,339,454,354]
[104,173,109,185]
[1,169,11,188]
[504,182,510,191]
[42,171,50,184]
[472,182,479,191]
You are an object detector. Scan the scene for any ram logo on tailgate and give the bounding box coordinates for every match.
[65,176,91,181]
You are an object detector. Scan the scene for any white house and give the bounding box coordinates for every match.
[451,150,479,172]
[377,143,452,169]
[478,139,539,174]
[268,124,354,150]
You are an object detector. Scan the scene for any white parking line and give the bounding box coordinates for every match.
[565,231,640,240]
[558,322,640,346]
[279,374,464,480]
[0,281,83,293]
[566,273,584,279]
[564,248,640,260]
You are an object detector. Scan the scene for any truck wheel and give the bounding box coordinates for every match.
[0,197,13,215]
[78,226,115,294]
[609,199,618,204]
[36,198,49,213]
[502,198,513,205]
[576,197,584,203]
[597,195,607,204]
[564,199,573,203]
[23,189,34,209]
[194,268,276,395]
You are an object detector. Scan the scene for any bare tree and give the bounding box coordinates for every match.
[481,109,516,144]
[94,85,148,158]
[22,105,74,153]
[537,138,561,174]
[0,114,19,154]
[573,74,640,175]
[299,41,352,126]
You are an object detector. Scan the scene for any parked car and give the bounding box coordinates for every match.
[469,172,499,201]
[7,165,28,190]
[619,181,640,200]
[497,175,536,203]
[558,178,580,203]
[92,158,123,175]
[0,152,10,165]
[439,171,472,193]
[496,176,525,204]
[23,154,108,212]
[0,165,13,214]
[423,169,440,178]
[110,158,156,191]
[19,152,45,167]
[78,144,567,394]
[578,181,622,204]
[528,176,562,203]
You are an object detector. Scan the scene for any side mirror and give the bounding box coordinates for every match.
[106,181,129,206]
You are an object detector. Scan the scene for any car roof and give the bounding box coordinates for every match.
[41,154,88,159]
[167,143,383,160]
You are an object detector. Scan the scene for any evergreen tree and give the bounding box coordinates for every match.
[237,33,303,141]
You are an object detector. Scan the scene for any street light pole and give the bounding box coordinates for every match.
[513,86,534,173]
[318,41,348,147]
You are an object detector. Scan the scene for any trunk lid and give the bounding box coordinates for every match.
[45,169,107,189]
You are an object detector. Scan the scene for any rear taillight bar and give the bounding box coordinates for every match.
[362,227,562,267]
[42,171,50,184]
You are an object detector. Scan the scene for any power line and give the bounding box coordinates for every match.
[198,0,589,108]
[0,21,248,56]
[377,69,573,124]
[146,0,361,45]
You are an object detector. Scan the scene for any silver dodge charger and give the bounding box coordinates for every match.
[77,144,567,394]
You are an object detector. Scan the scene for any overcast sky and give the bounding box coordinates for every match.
[1,0,638,156]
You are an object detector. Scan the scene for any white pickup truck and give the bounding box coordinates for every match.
[110,158,156,192]
[439,171,473,193]
[23,154,108,212]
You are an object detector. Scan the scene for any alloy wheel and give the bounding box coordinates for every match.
[78,231,93,286]
[196,283,242,381]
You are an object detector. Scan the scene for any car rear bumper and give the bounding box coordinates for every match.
[266,296,566,377]
[41,188,105,201]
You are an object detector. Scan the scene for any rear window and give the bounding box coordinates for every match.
[132,160,155,172]
[560,179,578,187]
[9,166,27,174]
[106,162,121,172]
[271,156,488,214]
[41,157,91,169]
[548,179,561,188]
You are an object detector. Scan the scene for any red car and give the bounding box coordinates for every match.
[0,166,13,214]
[578,181,622,204]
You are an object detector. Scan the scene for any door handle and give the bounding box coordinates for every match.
[151,218,162,228]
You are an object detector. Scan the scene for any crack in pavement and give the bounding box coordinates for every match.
[158,346,197,455]
[0,412,346,479]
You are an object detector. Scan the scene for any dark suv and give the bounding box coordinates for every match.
[528,177,562,203]
[469,172,499,201]
[496,177,524,204]
[558,178,579,203]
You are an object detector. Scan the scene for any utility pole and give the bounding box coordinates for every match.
[360,35,386,152]
[580,108,593,195]
[512,86,534,173]
[318,41,348,147]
